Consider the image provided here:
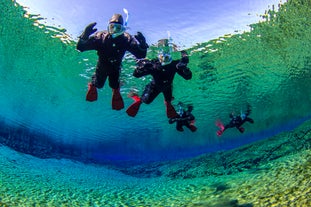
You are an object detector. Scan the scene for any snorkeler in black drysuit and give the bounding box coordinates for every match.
[169,103,197,132]
[216,105,254,136]
[126,39,192,118]
[76,13,148,110]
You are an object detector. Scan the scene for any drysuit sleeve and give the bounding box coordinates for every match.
[169,115,181,124]
[133,59,155,77]
[176,51,192,80]
[245,117,254,123]
[127,32,149,59]
[76,22,99,52]
[176,63,192,80]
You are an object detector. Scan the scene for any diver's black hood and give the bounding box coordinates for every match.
[109,14,124,25]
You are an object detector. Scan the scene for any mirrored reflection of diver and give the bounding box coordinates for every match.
[216,105,254,136]
[169,103,197,132]
[126,38,192,118]
[76,13,148,110]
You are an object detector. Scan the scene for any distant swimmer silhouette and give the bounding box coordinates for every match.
[169,102,197,132]
[216,105,254,136]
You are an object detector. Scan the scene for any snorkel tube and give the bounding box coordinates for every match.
[177,102,184,116]
[157,31,173,65]
[123,8,129,29]
[240,109,246,120]
[167,31,173,54]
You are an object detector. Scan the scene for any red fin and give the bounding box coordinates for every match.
[189,125,197,132]
[216,120,224,131]
[86,83,97,102]
[165,102,178,118]
[216,130,223,136]
[216,120,225,136]
[112,89,124,110]
[126,100,141,117]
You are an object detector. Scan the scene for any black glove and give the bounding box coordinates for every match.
[135,32,149,49]
[136,59,154,74]
[169,118,176,124]
[180,50,189,64]
[176,62,187,70]
[79,22,97,40]
[137,59,153,68]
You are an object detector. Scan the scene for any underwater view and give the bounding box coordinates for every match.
[1,0,311,206]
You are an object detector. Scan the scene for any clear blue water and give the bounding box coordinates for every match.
[1,1,311,206]
[1,0,311,165]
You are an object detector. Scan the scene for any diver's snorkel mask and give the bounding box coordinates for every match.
[108,23,125,38]
[158,51,172,66]
[177,102,184,116]
[157,38,172,66]
[240,113,246,120]
[108,13,126,38]
[178,105,184,116]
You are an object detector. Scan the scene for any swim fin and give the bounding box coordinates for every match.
[112,88,124,110]
[165,101,178,118]
[126,95,142,117]
[86,83,98,102]
[216,120,224,130]
[216,130,224,136]
[189,125,197,132]
[216,120,224,136]
[238,127,245,133]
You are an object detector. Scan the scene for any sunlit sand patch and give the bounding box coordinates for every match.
[1,144,311,206]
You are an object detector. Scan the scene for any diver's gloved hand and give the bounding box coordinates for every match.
[79,22,97,40]
[134,59,154,76]
[137,59,153,68]
[180,50,189,64]
[169,118,177,124]
[135,32,149,49]
[176,50,189,70]
[176,62,188,70]
[176,63,191,77]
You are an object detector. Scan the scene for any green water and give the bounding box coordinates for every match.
[1,0,311,148]
[1,121,311,206]
[1,0,311,159]
[1,0,311,205]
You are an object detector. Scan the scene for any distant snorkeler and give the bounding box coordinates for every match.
[126,37,192,118]
[216,104,254,136]
[169,102,197,132]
